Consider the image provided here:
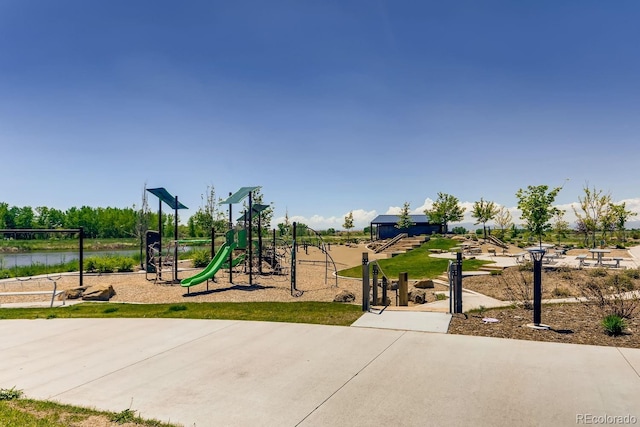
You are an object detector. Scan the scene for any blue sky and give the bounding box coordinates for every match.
[2,1,639,230]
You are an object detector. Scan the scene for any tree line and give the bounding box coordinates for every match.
[376,183,637,248]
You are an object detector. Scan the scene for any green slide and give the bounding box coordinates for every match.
[222,253,246,269]
[181,242,237,288]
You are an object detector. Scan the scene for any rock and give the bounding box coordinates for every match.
[82,284,115,301]
[333,290,356,303]
[409,288,427,304]
[65,287,85,299]
[414,279,435,289]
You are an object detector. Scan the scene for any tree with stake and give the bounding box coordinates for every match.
[516,185,562,248]
[396,202,415,231]
[424,192,465,234]
[471,197,499,240]
[343,211,354,243]
[494,206,513,240]
[572,185,611,248]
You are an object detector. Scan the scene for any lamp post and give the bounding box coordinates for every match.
[527,248,549,329]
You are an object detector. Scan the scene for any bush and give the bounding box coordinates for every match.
[606,274,635,292]
[623,268,640,280]
[192,249,211,268]
[588,268,608,278]
[602,315,626,336]
[552,287,572,298]
[0,387,23,401]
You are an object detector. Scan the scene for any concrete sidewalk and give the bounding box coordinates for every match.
[1,318,638,426]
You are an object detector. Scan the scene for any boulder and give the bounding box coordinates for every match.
[408,288,427,304]
[333,290,356,303]
[65,287,85,299]
[82,284,115,301]
[414,279,435,289]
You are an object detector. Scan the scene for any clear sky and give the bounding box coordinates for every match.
[2,1,639,229]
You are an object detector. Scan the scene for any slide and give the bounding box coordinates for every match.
[222,253,246,269]
[181,242,237,288]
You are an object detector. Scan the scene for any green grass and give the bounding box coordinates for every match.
[0,301,363,326]
[338,238,491,280]
[0,397,177,426]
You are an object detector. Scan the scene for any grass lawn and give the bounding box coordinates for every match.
[0,394,179,427]
[0,301,364,326]
[338,238,491,280]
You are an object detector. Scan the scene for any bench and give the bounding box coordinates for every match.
[575,254,588,269]
[0,282,67,308]
[613,257,623,268]
[487,247,497,256]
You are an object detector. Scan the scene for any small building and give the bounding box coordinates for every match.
[369,214,443,240]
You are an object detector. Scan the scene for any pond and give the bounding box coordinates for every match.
[0,249,140,269]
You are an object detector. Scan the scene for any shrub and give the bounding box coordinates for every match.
[192,249,211,268]
[0,387,23,401]
[623,268,640,280]
[588,268,608,278]
[552,287,572,298]
[501,269,533,309]
[602,315,626,336]
[606,274,635,292]
[115,257,134,272]
[435,293,447,301]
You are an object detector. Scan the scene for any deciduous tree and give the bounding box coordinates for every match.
[516,184,562,248]
[471,198,499,239]
[424,192,465,233]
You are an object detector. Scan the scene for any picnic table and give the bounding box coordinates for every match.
[589,249,611,266]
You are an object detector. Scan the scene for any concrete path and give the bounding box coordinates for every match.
[1,318,639,427]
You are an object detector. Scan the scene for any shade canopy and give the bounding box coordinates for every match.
[236,204,270,221]
[147,187,188,210]
[220,186,261,205]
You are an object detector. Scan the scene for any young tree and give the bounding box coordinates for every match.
[396,202,415,230]
[424,192,465,233]
[471,198,499,240]
[572,185,611,248]
[494,206,513,239]
[609,202,637,242]
[276,209,291,237]
[552,210,570,244]
[343,211,354,241]
[516,184,562,248]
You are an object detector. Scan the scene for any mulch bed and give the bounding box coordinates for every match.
[450,265,640,348]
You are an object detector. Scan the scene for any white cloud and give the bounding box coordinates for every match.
[271,198,640,232]
[273,209,378,230]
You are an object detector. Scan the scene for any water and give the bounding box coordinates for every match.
[0,249,140,269]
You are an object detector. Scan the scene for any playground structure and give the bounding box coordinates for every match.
[291,222,338,290]
[145,187,188,283]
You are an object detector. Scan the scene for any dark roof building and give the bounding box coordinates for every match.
[369,214,443,240]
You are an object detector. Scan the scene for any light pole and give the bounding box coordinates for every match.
[527,248,549,330]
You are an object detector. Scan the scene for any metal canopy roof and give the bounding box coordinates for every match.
[236,204,270,221]
[370,214,431,224]
[220,186,261,204]
[146,187,188,210]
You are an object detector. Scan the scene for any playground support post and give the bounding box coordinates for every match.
[174,196,179,282]
[362,252,369,311]
[79,227,84,287]
[158,198,162,280]
[228,192,233,284]
[248,190,253,285]
[291,222,297,295]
